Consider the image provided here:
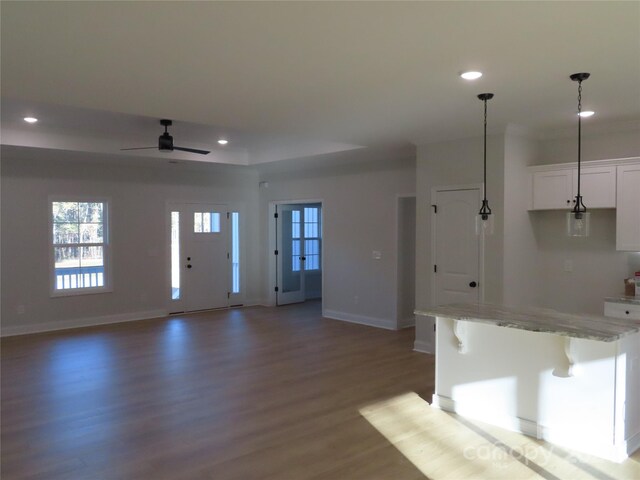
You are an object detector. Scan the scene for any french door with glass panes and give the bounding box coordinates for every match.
[276,204,321,305]
[168,203,230,313]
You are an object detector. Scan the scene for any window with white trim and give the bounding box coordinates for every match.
[51,200,110,295]
[291,207,321,272]
[303,207,321,271]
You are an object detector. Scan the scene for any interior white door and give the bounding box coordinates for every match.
[276,205,306,305]
[433,189,480,306]
[184,204,229,311]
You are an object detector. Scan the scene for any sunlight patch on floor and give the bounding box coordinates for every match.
[359,392,640,480]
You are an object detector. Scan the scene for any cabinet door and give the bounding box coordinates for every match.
[573,166,616,208]
[616,164,640,251]
[532,169,573,210]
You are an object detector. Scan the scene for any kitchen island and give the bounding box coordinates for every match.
[416,303,640,461]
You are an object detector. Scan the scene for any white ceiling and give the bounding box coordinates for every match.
[1,1,639,167]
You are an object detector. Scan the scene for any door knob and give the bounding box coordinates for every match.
[469,281,477,288]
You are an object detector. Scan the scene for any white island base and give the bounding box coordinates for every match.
[426,306,640,462]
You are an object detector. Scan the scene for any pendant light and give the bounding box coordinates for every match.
[567,73,590,237]
[477,93,494,235]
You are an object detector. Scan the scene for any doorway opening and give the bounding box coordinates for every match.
[270,201,323,307]
[397,196,416,328]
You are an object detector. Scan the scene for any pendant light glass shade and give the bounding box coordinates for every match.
[476,93,494,236]
[567,211,590,237]
[476,212,495,236]
[567,73,590,237]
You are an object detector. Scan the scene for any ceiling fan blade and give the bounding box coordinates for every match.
[120,146,157,151]
[173,146,210,155]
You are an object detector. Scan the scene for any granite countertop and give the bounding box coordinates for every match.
[605,296,640,306]
[415,303,640,342]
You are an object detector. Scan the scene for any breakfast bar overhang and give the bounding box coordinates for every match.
[417,303,640,461]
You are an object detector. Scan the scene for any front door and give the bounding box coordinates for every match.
[433,188,480,306]
[169,203,229,313]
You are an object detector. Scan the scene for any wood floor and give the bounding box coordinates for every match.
[2,302,639,479]
[1,302,432,479]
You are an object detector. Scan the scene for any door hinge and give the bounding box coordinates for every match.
[227,252,230,259]
[431,204,437,214]
[227,212,230,219]
[434,265,437,273]
[227,292,230,299]
[274,286,279,292]
[274,249,279,255]
[274,212,279,219]
[434,324,436,332]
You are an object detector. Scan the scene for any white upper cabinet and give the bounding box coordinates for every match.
[531,169,573,209]
[573,166,617,208]
[528,157,640,252]
[531,165,616,210]
[616,163,640,251]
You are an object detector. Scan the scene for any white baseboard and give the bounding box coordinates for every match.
[432,393,636,462]
[0,309,167,337]
[323,309,395,330]
[626,430,640,457]
[432,394,539,437]
[413,340,433,354]
[241,298,271,307]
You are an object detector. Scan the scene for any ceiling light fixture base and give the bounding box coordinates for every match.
[570,73,590,82]
[477,93,494,101]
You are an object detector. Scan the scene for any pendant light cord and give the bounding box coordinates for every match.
[577,79,582,201]
[477,93,493,220]
[572,76,587,217]
[483,97,488,203]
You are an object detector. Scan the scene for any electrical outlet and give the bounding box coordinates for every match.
[564,260,573,273]
[354,296,359,305]
[372,250,382,260]
[16,305,25,314]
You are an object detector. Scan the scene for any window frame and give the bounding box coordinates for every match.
[302,207,321,272]
[49,196,112,297]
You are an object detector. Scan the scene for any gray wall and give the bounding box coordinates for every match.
[530,126,640,314]
[415,134,506,312]
[1,156,261,334]
[416,123,640,318]
[539,123,640,165]
[259,154,416,329]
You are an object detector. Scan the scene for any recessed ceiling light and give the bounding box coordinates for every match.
[218,139,228,145]
[23,117,38,123]
[578,111,595,117]
[460,71,483,80]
